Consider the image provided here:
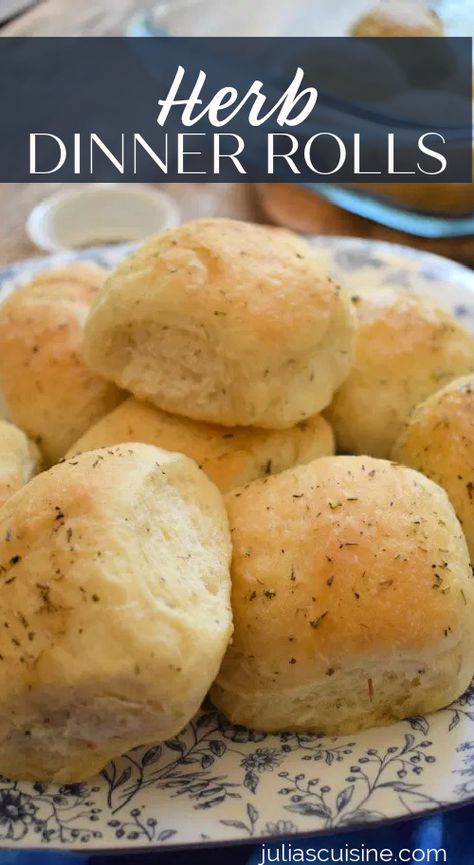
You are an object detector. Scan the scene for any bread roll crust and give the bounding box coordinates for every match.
[211,456,474,735]
[351,1,443,37]
[393,373,474,562]
[326,287,474,458]
[0,444,232,782]
[0,263,123,464]
[0,421,41,509]
[83,219,355,429]
[67,397,334,492]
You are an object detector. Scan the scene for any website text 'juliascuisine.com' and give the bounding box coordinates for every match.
[256,842,447,863]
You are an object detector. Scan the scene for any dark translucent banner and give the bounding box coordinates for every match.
[0,37,471,183]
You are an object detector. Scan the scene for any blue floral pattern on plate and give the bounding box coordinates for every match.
[0,236,473,852]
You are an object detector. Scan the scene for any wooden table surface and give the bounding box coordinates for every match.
[0,182,260,265]
[0,0,147,36]
[0,1,262,264]
[1,0,472,268]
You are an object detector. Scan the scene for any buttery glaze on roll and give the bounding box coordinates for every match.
[211,456,474,735]
[67,397,334,492]
[326,287,474,458]
[0,263,123,464]
[0,421,41,509]
[83,219,355,429]
[393,373,474,562]
[0,444,232,782]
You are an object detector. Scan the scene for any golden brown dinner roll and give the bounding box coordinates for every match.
[0,263,123,465]
[0,421,41,509]
[211,456,474,735]
[351,1,443,37]
[393,374,474,562]
[83,219,355,429]
[325,287,474,458]
[0,444,232,782]
[67,397,334,493]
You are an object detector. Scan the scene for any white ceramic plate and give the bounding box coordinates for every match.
[0,237,473,853]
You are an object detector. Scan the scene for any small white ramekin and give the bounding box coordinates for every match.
[26,184,181,253]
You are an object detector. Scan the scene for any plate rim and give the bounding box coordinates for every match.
[0,235,474,853]
[0,234,473,281]
[9,794,474,856]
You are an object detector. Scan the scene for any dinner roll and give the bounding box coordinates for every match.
[67,397,334,493]
[83,219,355,429]
[393,374,474,562]
[351,1,443,37]
[211,456,474,735]
[0,444,232,782]
[325,287,474,458]
[0,263,123,465]
[0,421,41,509]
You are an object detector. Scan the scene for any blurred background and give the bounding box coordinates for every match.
[0,0,473,265]
[0,3,473,863]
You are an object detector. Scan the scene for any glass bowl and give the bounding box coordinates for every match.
[128,0,474,238]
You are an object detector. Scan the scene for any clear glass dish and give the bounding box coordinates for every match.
[128,0,474,238]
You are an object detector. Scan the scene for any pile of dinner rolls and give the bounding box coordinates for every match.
[0,217,473,784]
